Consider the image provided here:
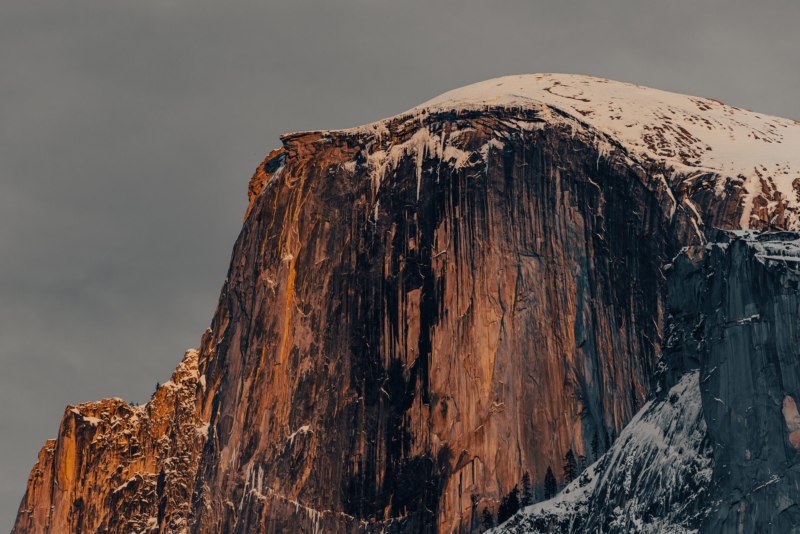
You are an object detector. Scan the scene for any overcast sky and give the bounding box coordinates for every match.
[2,0,799,529]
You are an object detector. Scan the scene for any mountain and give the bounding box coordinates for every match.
[12,74,800,534]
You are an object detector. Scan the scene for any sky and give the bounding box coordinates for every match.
[1,0,799,529]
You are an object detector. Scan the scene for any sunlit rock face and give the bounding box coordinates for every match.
[190,109,678,534]
[13,350,205,533]
[13,74,800,534]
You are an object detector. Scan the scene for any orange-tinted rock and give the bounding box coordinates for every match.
[782,396,800,449]
[13,349,205,533]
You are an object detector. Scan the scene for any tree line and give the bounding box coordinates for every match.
[480,442,603,531]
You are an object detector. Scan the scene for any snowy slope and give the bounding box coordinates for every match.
[492,371,712,534]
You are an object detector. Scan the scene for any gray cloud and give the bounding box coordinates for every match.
[1,0,798,528]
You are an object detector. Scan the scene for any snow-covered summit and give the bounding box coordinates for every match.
[416,73,799,180]
[355,73,799,230]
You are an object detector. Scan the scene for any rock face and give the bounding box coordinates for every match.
[686,232,800,533]
[498,231,800,533]
[494,371,712,533]
[13,74,800,534]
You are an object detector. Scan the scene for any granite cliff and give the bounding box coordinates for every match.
[13,74,800,533]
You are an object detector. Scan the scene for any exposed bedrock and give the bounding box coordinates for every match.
[493,370,712,534]
[496,231,800,533]
[13,350,205,533]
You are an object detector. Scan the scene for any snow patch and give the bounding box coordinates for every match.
[442,144,472,169]
[286,425,311,446]
[196,423,210,440]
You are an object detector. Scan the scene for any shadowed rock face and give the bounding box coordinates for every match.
[13,75,800,534]
[690,233,800,533]
[494,231,800,533]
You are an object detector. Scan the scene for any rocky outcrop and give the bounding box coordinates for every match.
[13,349,205,533]
[13,74,800,534]
[189,106,680,533]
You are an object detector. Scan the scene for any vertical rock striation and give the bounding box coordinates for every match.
[190,109,679,533]
[13,74,800,533]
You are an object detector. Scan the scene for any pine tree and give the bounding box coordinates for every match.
[591,430,600,460]
[563,448,578,483]
[544,466,557,500]
[497,485,520,524]
[521,471,533,506]
[579,455,587,470]
[508,485,520,516]
[481,507,494,530]
[497,496,509,525]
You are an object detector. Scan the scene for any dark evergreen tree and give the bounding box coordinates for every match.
[579,455,587,470]
[481,508,494,530]
[521,471,533,506]
[544,466,557,500]
[563,448,578,483]
[497,485,520,524]
[591,430,600,460]
[508,485,520,516]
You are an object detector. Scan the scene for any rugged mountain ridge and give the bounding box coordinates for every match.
[14,349,205,532]
[13,74,800,533]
